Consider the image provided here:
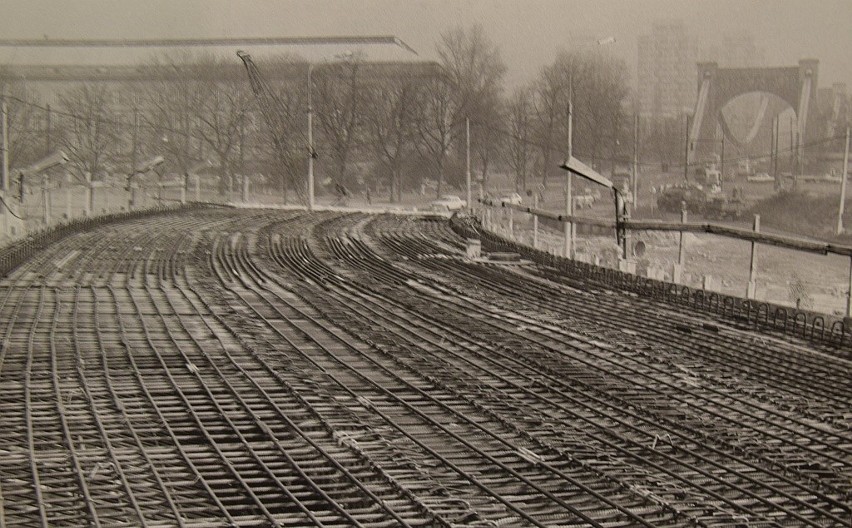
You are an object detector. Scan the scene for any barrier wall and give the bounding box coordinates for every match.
[0,202,213,279]
[451,214,852,354]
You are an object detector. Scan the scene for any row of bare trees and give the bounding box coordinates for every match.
[1,24,632,203]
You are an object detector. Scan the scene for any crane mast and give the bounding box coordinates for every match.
[237,50,308,204]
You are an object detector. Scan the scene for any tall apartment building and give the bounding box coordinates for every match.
[637,20,696,120]
[638,22,766,121]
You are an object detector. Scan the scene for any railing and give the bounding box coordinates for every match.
[467,201,852,352]
[480,198,852,257]
[0,202,213,279]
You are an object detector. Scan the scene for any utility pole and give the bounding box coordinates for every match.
[720,135,725,182]
[683,113,690,182]
[466,117,471,210]
[131,108,138,174]
[632,114,639,212]
[789,116,794,175]
[307,63,315,211]
[837,127,850,235]
[45,104,52,154]
[1,91,8,236]
[2,91,8,193]
[564,97,574,259]
[771,117,778,184]
[532,192,539,248]
[130,108,138,210]
[42,173,50,225]
[65,173,72,220]
[794,130,801,188]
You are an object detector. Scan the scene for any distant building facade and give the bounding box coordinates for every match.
[637,20,767,121]
[637,20,696,120]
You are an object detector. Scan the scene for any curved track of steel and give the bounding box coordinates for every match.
[0,206,849,527]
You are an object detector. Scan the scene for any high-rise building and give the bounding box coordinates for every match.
[637,20,696,120]
[638,22,767,121]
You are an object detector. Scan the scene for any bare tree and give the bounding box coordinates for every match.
[193,73,253,195]
[138,52,253,196]
[505,86,538,192]
[531,62,567,189]
[137,52,203,177]
[57,83,120,182]
[364,76,419,202]
[0,76,48,171]
[313,55,365,191]
[437,24,507,188]
[251,56,306,200]
[531,49,630,185]
[414,76,457,198]
[437,24,506,122]
[566,51,630,171]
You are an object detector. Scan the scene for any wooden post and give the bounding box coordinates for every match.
[747,214,760,299]
[65,173,72,220]
[508,207,514,239]
[242,175,249,203]
[563,205,572,258]
[195,174,201,202]
[84,172,92,217]
[532,193,539,248]
[846,256,852,319]
[1,92,9,236]
[673,207,687,283]
[42,174,50,226]
[632,113,639,211]
[683,113,690,181]
[1,93,8,194]
[565,96,574,259]
[465,117,471,211]
[837,127,849,235]
[104,178,110,213]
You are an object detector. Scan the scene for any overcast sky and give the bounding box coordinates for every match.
[1,0,850,89]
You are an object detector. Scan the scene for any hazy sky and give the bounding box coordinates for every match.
[1,0,851,89]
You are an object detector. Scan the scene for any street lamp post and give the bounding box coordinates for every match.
[563,36,616,258]
[127,156,164,210]
[307,63,315,211]
[564,82,574,258]
[466,117,471,211]
[560,155,628,259]
[13,150,68,228]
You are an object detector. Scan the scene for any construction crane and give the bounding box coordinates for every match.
[237,50,310,205]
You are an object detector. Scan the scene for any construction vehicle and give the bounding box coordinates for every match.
[695,164,723,192]
[237,51,308,204]
[657,183,745,219]
[704,187,746,220]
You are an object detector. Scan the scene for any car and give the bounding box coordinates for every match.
[430,195,466,212]
[747,172,774,183]
[499,193,523,205]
